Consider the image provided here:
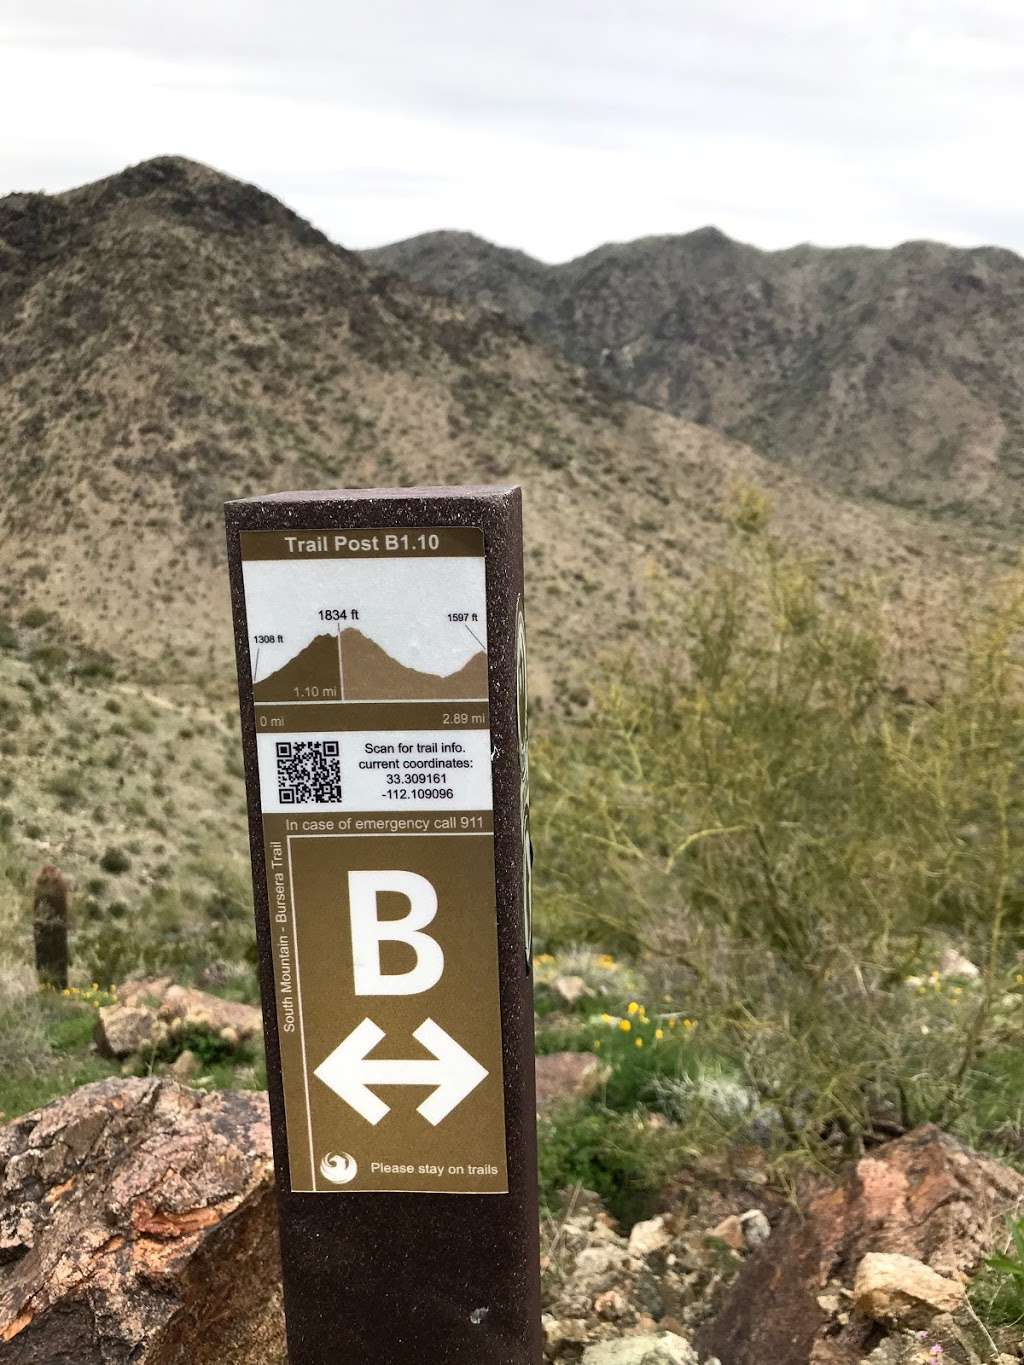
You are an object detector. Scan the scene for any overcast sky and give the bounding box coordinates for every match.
[2,0,1023,262]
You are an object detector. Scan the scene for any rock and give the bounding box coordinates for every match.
[853,1252,964,1326]
[540,1175,794,1358]
[697,1125,1024,1365]
[0,1077,283,1363]
[95,1003,161,1057]
[938,947,980,980]
[628,1215,671,1258]
[545,1199,638,1342]
[553,975,591,1006]
[595,1288,630,1320]
[169,1048,201,1081]
[861,1336,933,1364]
[536,1051,607,1111]
[739,1208,771,1249]
[706,1208,770,1255]
[707,1214,745,1251]
[816,1290,845,1315]
[544,1315,591,1351]
[120,978,263,1044]
[581,1332,697,1364]
[575,1244,633,1281]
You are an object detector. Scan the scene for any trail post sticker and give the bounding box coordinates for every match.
[239,524,507,1194]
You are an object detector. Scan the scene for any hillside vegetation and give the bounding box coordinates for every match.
[534,505,1024,1206]
[5,502,1024,1246]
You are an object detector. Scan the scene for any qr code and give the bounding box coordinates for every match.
[275,740,343,805]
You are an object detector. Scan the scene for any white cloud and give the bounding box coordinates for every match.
[1,0,1023,261]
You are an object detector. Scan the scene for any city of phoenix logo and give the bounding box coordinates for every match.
[319,1151,358,1185]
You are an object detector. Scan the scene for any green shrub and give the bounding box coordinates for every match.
[99,847,131,874]
[971,1217,1024,1328]
[48,768,84,811]
[29,643,69,675]
[538,1102,685,1226]
[125,1021,256,1074]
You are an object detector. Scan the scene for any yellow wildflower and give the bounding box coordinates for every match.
[619,1019,631,1032]
[627,1001,640,1016]
[635,1037,644,1048]
[654,1028,664,1040]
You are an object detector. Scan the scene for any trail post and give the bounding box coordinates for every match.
[225,486,541,1364]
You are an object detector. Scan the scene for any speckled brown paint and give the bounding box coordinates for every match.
[225,487,542,1364]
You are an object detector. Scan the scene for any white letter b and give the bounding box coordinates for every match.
[348,870,444,995]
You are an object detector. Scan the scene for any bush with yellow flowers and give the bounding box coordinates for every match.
[587,1001,712,1112]
[532,505,1024,1170]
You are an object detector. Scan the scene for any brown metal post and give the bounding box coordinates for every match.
[225,486,541,1364]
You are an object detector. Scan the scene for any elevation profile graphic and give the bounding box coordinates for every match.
[252,628,488,704]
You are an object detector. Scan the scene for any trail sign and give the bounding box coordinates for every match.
[226,487,541,1363]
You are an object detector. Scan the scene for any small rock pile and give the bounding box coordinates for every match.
[541,1190,770,1362]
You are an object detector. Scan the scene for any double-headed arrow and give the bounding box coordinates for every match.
[314,1018,488,1126]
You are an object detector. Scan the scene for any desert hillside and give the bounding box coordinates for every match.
[368,226,1024,527]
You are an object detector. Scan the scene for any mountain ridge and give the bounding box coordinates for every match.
[365,226,1024,527]
[0,156,994,702]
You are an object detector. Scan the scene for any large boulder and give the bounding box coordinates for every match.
[697,1125,1024,1365]
[0,1077,284,1363]
[96,978,263,1061]
[853,1251,964,1326]
[94,1003,161,1058]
